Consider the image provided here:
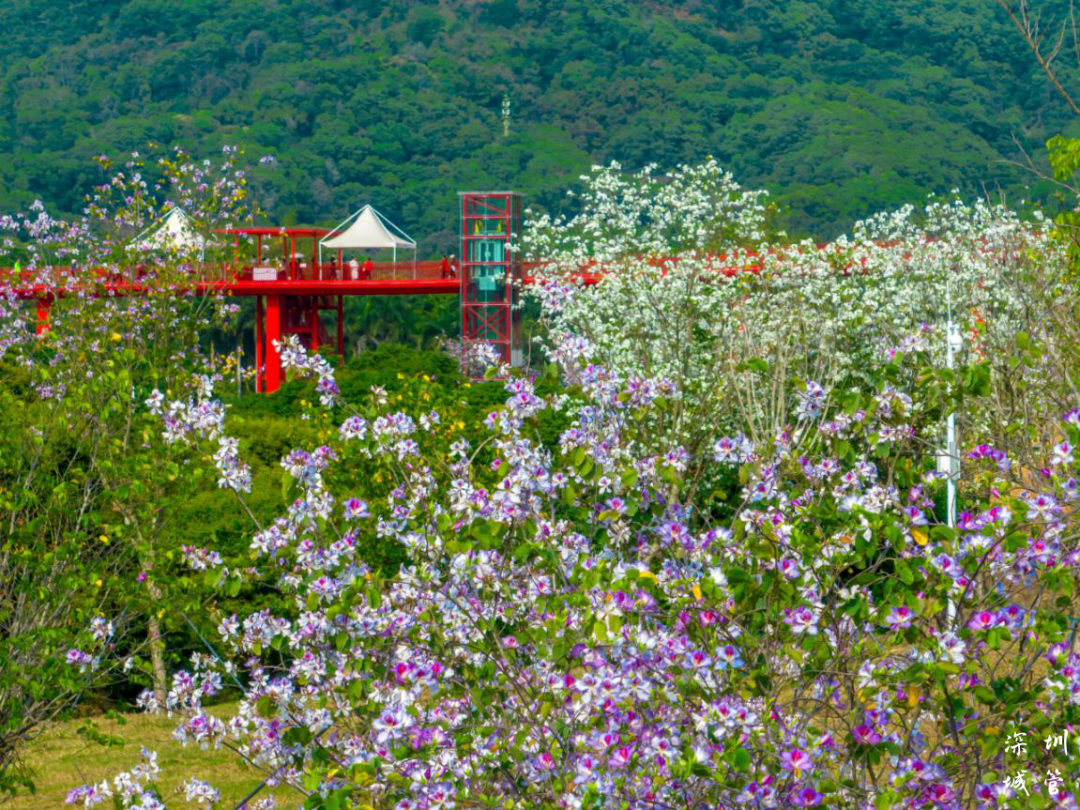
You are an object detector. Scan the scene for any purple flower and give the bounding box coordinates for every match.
[924,783,955,803]
[344,498,369,520]
[1025,492,1059,520]
[853,723,883,745]
[967,611,998,631]
[717,644,744,668]
[604,497,626,515]
[793,786,823,807]
[780,748,812,775]
[784,606,819,635]
[1052,441,1074,466]
[886,605,915,630]
[1001,604,1027,629]
[65,784,108,806]
[610,746,633,768]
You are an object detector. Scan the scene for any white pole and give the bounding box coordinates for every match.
[943,275,961,624]
[944,277,959,529]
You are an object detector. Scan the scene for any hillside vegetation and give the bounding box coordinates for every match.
[0,0,1076,244]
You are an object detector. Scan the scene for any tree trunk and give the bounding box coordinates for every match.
[146,581,168,707]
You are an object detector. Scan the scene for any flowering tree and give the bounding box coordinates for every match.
[56,311,1080,810]
[29,156,1080,810]
[522,162,1055,492]
[0,147,260,794]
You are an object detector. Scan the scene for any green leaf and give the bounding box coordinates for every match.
[973,685,996,705]
[733,746,750,772]
[347,679,365,702]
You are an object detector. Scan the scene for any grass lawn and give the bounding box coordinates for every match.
[12,704,299,809]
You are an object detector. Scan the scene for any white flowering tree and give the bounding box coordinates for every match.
[523,162,1057,490]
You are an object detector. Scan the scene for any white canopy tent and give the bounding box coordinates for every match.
[130,207,205,257]
[319,205,417,274]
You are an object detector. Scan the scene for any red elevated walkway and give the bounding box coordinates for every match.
[5,214,769,392]
[3,255,465,393]
[3,252,760,391]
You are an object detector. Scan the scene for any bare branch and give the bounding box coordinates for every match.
[996,0,1080,120]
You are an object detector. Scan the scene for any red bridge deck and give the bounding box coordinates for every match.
[3,254,748,391]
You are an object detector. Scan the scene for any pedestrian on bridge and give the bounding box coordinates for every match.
[361,257,374,280]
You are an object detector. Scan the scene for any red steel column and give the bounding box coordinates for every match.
[255,296,264,393]
[35,298,51,335]
[336,296,344,358]
[310,300,319,354]
[460,194,467,353]
[265,295,282,393]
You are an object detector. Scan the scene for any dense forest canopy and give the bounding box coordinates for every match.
[1,0,1078,247]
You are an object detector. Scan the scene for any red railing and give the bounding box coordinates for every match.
[233,259,449,282]
[1,253,773,293]
[0,260,459,290]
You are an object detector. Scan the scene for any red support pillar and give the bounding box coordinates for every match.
[35,298,51,335]
[255,296,264,393]
[337,296,344,359]
[310,300,319,354]
[265,295,282,393]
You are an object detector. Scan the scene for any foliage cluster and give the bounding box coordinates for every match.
[1,0,1078,240]
[12,148,1080,810]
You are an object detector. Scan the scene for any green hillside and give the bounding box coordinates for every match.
[0,0,1076,246]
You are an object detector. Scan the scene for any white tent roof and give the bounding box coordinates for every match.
[131,207,204,252]
[321,205,416,251]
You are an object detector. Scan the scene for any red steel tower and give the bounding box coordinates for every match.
[459,192,523,369]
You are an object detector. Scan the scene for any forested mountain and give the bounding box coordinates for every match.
[1,0,1077,246]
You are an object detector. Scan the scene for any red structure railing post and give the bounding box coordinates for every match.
[35,298,51,335]
[255,296,264,393]
[336,296,344,358]
[264,295,282,393]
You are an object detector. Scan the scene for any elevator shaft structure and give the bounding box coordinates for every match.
[459,192,523,368]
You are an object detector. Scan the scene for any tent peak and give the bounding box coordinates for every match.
[321,205,416,251]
